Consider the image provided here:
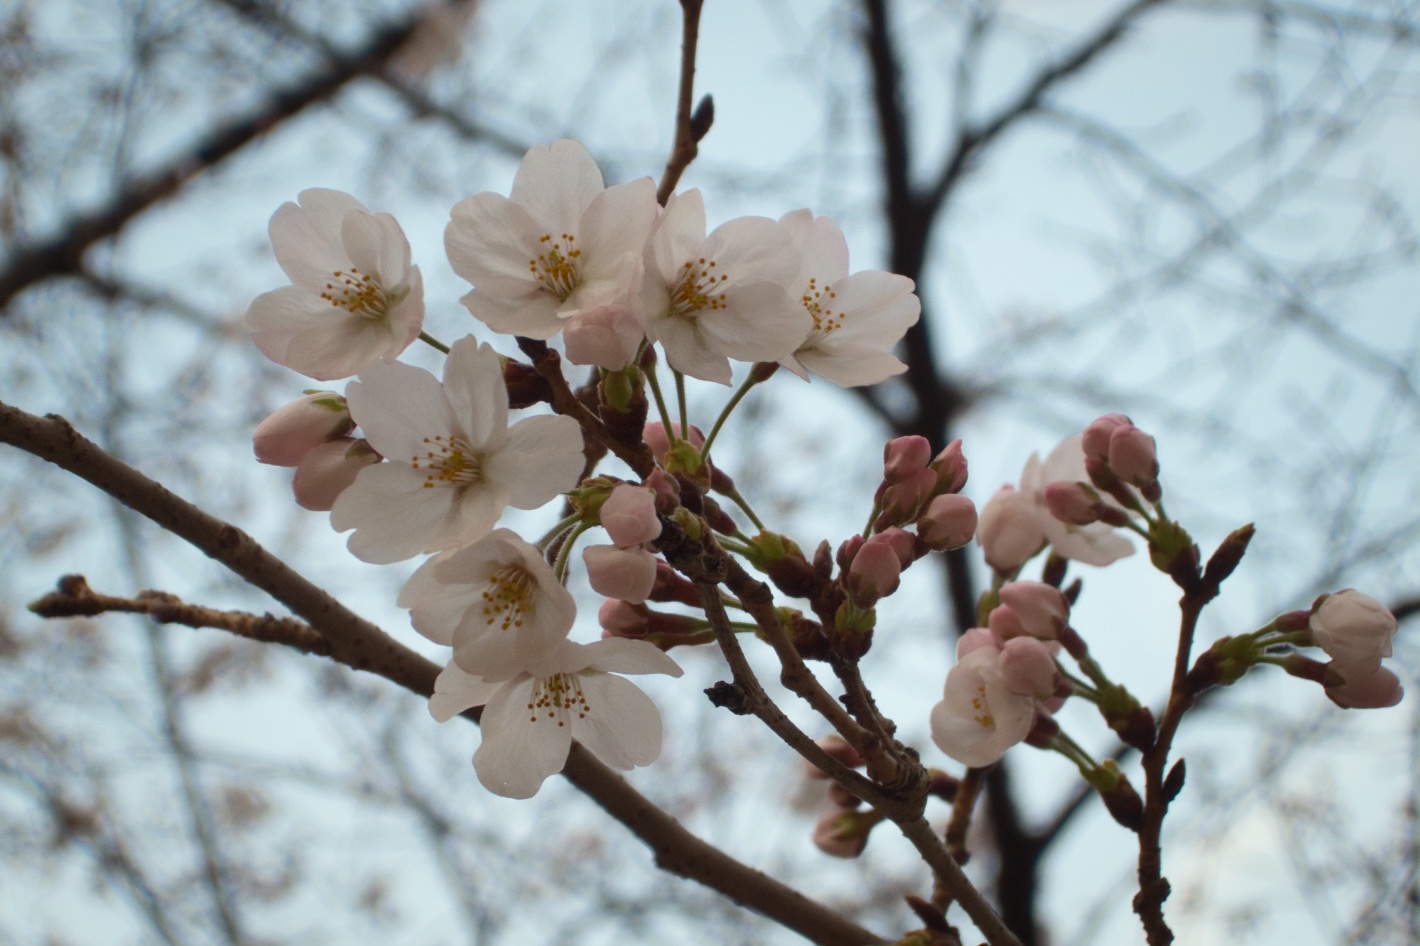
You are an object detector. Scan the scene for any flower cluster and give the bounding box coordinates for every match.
[244,141,1403,820]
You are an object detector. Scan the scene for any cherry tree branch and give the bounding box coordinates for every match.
[657,0,710,205]
[0,400,881,946]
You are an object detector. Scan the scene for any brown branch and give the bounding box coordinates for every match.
[30,575,333,658]
[657,0,708,205]
[0,400,879,946]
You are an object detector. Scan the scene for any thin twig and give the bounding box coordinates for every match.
[656,0,707,205]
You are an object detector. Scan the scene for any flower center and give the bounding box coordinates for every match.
[526,672,591,727]
[321,268,389,319]
[412,434,484,490]
[800,276,843,337]
[670,257,728,319]
[480,565,534,633]
[970,684,995,730]
[528,234,582,301]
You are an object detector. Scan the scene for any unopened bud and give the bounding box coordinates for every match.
[812,807,886,858]
[846,540,901,609]
[928,439,968,495]
[1082,413,1132,463]
[292,438,378,511]
[253,391,353,466]
[883,435,932,483]
[916,493,978,551]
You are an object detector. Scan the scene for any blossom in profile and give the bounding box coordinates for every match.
[247,189,424,381]
[445,139,657,366]
[332,338,583,563]
[929,643,1036,769]
[428,638,684,798]
[399,529,576,678]
[291,438,379,511]
[638,189,808,384]
[778,210,920,387]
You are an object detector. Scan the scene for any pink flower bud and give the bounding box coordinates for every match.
[599,599,651,638]
[644,467,680,512]
[1082,413,1132,463]
[1309,590,1397,666]
[1108,425,1159,488]
[876,468,937,529]
[916,493,978,551]
[976,485,1046,573]
[600,484,662,548]
[836,534,865,571]
[997,581,1069,639]
[583,545,658,604]
[563,304,644,369]
[846,540,901,608]
[873,527,917,569]
[812,808,883,859]
[1324,663,1404,709]
[642,421,704,464]
[929,439,968,495]
[291,438,378,511]
[1043,481,1100,525]
[253,391,353,466]
[883,435,932,483]
[998,637,1058,698]
[988,603,1027,641]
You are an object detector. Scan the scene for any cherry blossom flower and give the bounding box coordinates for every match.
[778,210,920,387]
[399,529,576,678]
[638,190,809,384]
[428,638,683,799]
[445,139,657,366]
[1309,590,1398,669]
[331,338,583,564]
[929,643,1036,769]
[247,189,424,381]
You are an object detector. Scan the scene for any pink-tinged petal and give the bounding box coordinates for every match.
[473,676,573,798]
[345,360,454,461]
[332,463,463,564]
[385,267,426,357]
[650,313,733,384]
[563,303,644,369]
[821,271,919,338]
[600,484,661,547]
[509,139,605,232]
[459,288,564,340]
[1041,518,1135,567]
[445,192,549,295]
[490,414,585,509]
[579,178,659,271]
[797,345,907,388]
[444,481,512,549]
[247,287,394,381]
[782,210,850,287]
[338,209,389,278]
[1326,663,1404,709]
[253,391,352,466]
[929,648,1035,768]
[292,438,378,511]
[441,339,508,448]
[429,660,503,722]
[695,282,809,364]
[584,544,658,604]
[579,637,684,677]
[398,554,469,645]
[571,672,663,770]
[370,212,413,286]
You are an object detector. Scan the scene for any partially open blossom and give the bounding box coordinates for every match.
[929,644,1036,768]
[1081,413,1132,463]
[917,493,978,551]
[1023,435,1134,567]
[1324,663,1404,709]
[600,484,662,548]
[247,189,424,381]
[428,638,683,798]
[1309,590,1398,669]
[976,485,1046,573]
[998,637,1058,698]
[332,338,583,563]
[638,189,809,384]
[399,529,576,678]
[253,391,354,466]
[291,438,379,511]
[778,210,920,387]
[584,544,658,604]
[445,139,657,352]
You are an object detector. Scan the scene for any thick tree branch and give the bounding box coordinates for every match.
[0,400,880,946]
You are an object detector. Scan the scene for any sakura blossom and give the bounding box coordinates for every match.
[247,189,424,381]
[778,210,920,387]
[1308,589,1398,669]
[638,189,809,384]
[428,638,683,799]
[399,529,576,678]
[331,338,584,564]
[445,139,657,365]
[929,643,1037,769]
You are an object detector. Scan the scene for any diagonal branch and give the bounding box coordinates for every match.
[0,399,880,946]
